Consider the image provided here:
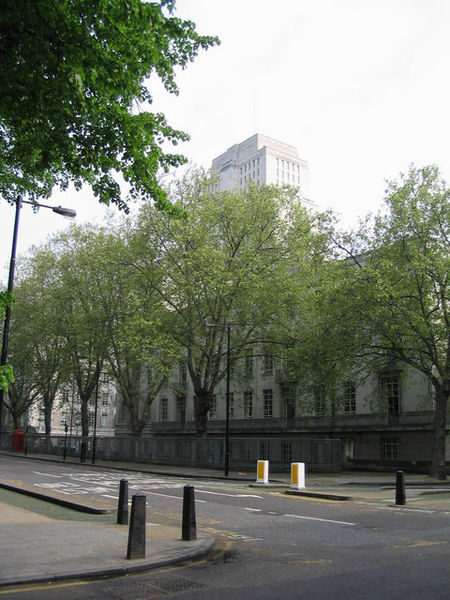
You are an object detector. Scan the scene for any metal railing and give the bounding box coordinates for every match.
[1,432,342,471]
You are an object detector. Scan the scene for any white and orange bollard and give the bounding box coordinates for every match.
[256,460,269,485]
[290,462,305,490]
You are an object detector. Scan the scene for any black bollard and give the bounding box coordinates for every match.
[127,493,146,559]
[117,479,129,525]
[182,485,197,541]
[395,470,406,505]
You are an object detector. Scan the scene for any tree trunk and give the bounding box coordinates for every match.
[430,384,448,480]
[194,389,211,435]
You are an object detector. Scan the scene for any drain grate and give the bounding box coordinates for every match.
[149,577,207,594]
[104,577,207,599]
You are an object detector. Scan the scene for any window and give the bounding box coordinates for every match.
[228,393,234,419]
[263,389,273,418]
[344,381,356,414]
[101,413,108,428]
[314,386,326,415]
[263,354,273,376]
[88,412,95,427]
[179,362,187,387]
[382,438,399,460]
[282,442,292,464]
[244,391,253,419]
[209,395,217,419]
[102,374,109,384]
[245,353,253,376]
[102,392,109,406]
[61,412,68,425]
[159,398,168,422]
[380,374,400,416]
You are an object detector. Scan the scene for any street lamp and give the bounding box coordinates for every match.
[0,197,76,441]
[92,373,99,464]
[205,322,231,476]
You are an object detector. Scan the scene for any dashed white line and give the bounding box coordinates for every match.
[244,508,262,512]
[144,491,207,503]
[32,471,62,478]
[284,514,355,526]
[196,490,262,499]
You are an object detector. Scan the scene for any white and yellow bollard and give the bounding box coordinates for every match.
[290,462,305,490]
[256,460,269,485]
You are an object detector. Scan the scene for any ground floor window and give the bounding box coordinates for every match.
[344,381,356,414]
[244,391,253,418]
[381,437,400,460]
[380,373,401,416]
[159,398,168,422]
[263,389,273,418]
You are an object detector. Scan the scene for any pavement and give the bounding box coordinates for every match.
[1,450,449,589]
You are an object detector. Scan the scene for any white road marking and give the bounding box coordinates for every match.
[244,508,262,512]
[32,471,62,478]
[284,514,355,526]
[196,490,262,499]
[102,495,119,500]
[144,491,207,503]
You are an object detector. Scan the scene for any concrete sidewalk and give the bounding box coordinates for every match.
[0,499,214,588]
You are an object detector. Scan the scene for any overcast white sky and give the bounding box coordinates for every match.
[1,0,450,283]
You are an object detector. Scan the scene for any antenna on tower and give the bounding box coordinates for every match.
[252,86,257,134]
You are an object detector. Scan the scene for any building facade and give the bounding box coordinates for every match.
[136,353,441,471]
[211,133,316,211]
[30,373,117,438]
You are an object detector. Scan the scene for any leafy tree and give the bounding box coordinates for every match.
[8,259,68,436]
[37,225,112,458]
[90,224,181,435]
[337,166,450,479]
[133,171,322,433]
[0,291,14,393]
[281,248,364,420]
[0,0,219,211]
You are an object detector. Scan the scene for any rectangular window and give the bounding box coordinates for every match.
[159,398,168,422]
[209,395,217,419]
[61,412,68,425]
[380,374,400,416]
[228,392,234,419]
[88,413,95,427]
[314,387,326,415]
[102,374,109,384]
[245,353,253,376]
[263,389,273,418]
[382,438,399,460]
[282,442,292,464]
[344,381,356,414]
[101,413,108,428]
[263,354,273,376]
[102,393,109,406]
[179,362,187,387]
[244,391,253,419]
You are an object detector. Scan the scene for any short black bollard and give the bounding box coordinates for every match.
[127,493,146,559]
[395,470,406,505]
[182,485,197,541]
[117,479,129,525]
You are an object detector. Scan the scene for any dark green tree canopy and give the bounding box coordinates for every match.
[0,0,218,211]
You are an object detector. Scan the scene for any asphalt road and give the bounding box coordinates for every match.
[1,457,449,599]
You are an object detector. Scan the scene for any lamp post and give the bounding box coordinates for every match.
[205,322,231,476]
[0,197,76,442]
[92,372,99,464]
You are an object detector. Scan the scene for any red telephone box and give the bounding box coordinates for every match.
[11,429,25,452]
